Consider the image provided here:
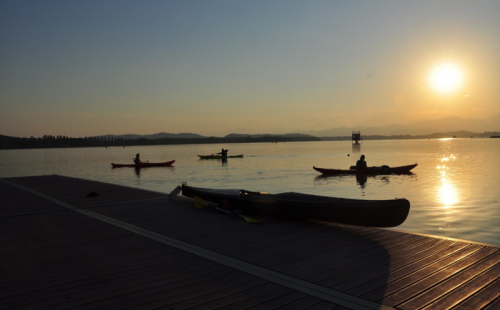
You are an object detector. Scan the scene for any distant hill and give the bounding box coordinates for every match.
[320,131,500,141]
[301,115,500,137]
[98,132,206,139]
[224,133,317,138]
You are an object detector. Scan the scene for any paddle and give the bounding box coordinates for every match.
[193,196,263,224]
[168,185,182,198]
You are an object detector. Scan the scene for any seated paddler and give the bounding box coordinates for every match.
[133,153,142,164]
[356,154,367,170]
[217,149,228,157]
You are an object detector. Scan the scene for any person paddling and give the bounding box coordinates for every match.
[356,154,368,170]
[217,149,228,157]
[133,153,142,164]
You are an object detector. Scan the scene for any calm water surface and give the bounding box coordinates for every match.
[1,139,499,246]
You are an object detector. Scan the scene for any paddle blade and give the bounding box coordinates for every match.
[168,186,182,198]
[240,215,263,224]
[194,196,205,209]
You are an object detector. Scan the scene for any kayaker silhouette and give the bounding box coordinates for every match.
[356,155,368,170]
[133,153,142,164]
[217,149,228,156]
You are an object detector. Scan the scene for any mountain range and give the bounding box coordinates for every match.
[98,115,500,139]
[300,115,500,137]
[100,133,206,139]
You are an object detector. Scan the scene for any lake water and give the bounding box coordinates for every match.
[1,139,499,246]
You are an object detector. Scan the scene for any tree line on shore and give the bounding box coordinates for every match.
[2,131,499,149]
[0,134,321,149]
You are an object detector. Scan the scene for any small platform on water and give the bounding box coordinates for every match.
[1,175,499,309]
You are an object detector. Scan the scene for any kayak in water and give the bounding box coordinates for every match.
[198,155,244,159]
[313,163,417,175]
[111,160,175,168]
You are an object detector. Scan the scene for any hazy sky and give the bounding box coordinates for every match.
[1,1,499,137]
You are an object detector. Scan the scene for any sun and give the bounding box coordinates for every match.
[429,63,464,95]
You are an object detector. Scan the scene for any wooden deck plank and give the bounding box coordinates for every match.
[1,241,159,280]
[0,248,213,298]
[368,245,482,302]
[4,175,167,208]
[198,223,369,259]
[400,251,500,310]
[279,234,426,277]
[1,262,225,306]
[304,301,342,309]
[272,296,330,310]
[386,246,497,309]
[254,230,397,270]
[289,234,426,279]
[243,291,315,310]
[483,296,500,310]
[428,265,500,310]
[452,277,500,310]
[14,267,242,310]
[180,285,294,310]
[2,251,221,302]
[117,278,272,310]
[326,239,452,293]
[347,240,462,297]
[315,242,470,292]
[240,226,373,257]
[205,287,300,310]
[1,264,232,309]
[248,229,393,269]
[0,182,66,216]
[212,225,354,255]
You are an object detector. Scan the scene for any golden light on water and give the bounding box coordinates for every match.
[438,180,458,207]
[429,63,464,95]
[441,155,455,162]
[437,165,458,208]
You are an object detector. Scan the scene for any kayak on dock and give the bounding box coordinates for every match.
[313,163,417,175]
[181,183,410,227]
[198,155,244,159]
[111,160,175,168]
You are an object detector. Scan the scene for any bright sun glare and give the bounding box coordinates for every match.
[429,63,464,95]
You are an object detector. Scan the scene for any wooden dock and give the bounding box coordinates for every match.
[1,175,499,309]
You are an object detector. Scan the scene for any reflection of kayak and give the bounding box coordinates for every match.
[111,160,175,168]
[313,163,417,175]
[198,155,244,159]
[181,184,410,227]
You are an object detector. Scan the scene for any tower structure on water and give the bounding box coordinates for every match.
[352,131,361,144]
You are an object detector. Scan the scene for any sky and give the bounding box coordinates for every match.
[1,1,499,137]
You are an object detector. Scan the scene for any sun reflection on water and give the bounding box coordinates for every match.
[438,180,458,207]
[435,164,460,235]
[437,165,458,207]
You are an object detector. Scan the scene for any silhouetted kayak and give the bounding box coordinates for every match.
[181,184,410,227]
[198,155,244,159]
[313,163,418,175]
[111,160,175,168]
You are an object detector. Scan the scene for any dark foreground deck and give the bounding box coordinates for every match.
[1,175,499,310]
